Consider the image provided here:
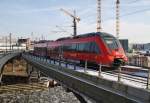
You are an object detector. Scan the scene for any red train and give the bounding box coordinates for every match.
[33,32,127,68]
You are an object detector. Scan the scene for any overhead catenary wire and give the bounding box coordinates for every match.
[81,0,150,23]
[83,7,150,24]
[126,0,140,4]
[118,7,150,18]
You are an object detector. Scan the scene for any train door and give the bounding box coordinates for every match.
[77,41,102,65]
[76,42,91,63]
[90,41,102,64]
[59,46,63,59]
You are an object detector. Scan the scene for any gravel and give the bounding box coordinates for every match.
[0,86,81,103]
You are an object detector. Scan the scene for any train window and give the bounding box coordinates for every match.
[103,36,121,49]
[63,42,100,54]
[78,43,85,52]
[63,45,68,51]
[70,44,77,51]
[77,42,100,54]
[63,44,77,51]
[90,42,100,54]
[84,42,91,52]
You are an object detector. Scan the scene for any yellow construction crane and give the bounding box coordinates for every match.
[60,8,80,37]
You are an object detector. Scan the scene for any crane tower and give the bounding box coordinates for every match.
[60,8,80,37]
[97,0,102,32]
[116,0,120,39]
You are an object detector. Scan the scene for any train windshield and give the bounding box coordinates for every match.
[103,36,121,50]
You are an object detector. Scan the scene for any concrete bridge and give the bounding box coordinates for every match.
[0,52,23,82]
[0,52,150,103]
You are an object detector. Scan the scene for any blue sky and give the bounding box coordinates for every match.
[0,0,150,43]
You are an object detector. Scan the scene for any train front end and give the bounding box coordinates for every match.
[101,33,128,67]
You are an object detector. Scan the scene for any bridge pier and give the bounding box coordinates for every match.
[27,64,42,83]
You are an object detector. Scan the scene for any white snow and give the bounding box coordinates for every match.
[34,56,148,89]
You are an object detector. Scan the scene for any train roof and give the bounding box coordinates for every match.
[74,32,114,38]
[56,32,115,41]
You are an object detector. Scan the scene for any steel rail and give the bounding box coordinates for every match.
[25,53,150,88]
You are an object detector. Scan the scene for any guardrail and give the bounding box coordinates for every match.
[23,53,150,103]
[24,53,150,90]
[0,50,23,59]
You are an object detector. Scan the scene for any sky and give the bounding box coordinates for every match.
[0,0,150,43]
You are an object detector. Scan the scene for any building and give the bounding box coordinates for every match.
[18,38,31,50]
[119,39,129,52]
[144,43,150,51]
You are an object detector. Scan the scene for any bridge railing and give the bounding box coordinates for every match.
[23,53,150,90]
[0,50,23,58]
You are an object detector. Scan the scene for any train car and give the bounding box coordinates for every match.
[34,42,47,57]
[34,32,127,68]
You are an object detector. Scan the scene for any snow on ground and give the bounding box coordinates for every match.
[122,65,148,71]
[35,57,148,89]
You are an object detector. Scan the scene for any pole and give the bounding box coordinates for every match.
[73,10,77,37]
[97,0,102,32]
[5,36,7,53]
[116,0,120,39]
[84,61,87,73]
[147,68,150,89]
[66,59,68,68]
[9,33,12,51]
[98,63,102,78]
[118,66,121,83]
[17,37,19,51]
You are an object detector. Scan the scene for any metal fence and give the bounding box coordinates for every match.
[24,53,150,90]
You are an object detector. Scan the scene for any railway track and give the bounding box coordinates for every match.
[0,83,48,94]
[25,55,150,89]
[55,59,149,88]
